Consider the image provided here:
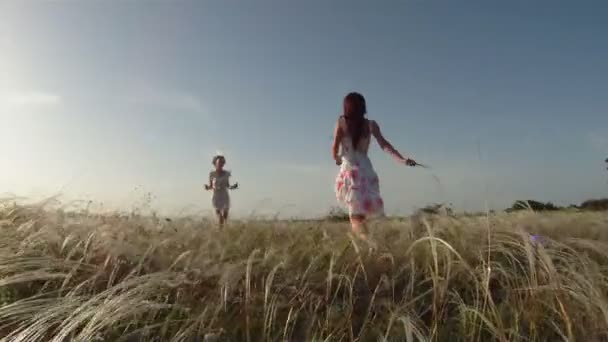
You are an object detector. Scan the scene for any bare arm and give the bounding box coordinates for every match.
[205,172,213,190]
[370,120,415,165]
[331,118,343,165]
[228,173,238,189]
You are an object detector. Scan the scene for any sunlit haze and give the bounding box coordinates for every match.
[1,1,607,218]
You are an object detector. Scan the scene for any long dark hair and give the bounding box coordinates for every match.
[343,92,368,149]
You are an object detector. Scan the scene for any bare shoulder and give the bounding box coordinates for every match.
[336,116,346,129]
[369,119,380,132]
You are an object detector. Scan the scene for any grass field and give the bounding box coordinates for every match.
[1,201,608,341]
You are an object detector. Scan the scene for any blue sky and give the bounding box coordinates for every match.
[1,0,607,217]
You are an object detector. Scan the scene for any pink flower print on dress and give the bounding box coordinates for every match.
[351,169,359,180]
[337,181,344,191]
[363,198,374,213]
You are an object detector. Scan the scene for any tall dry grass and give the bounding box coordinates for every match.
[1,201,608,341]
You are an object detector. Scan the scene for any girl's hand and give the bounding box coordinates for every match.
[404,158,417,167]
[231,183,239,190]
[204,185,211,191]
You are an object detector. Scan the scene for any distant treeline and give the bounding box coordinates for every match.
[325,198,608,221]
[507,198,608,212]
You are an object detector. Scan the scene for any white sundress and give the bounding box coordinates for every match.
[209,170,231,210]
[335,121,385,217]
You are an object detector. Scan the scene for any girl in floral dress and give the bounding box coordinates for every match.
[331,92,417,240]
[205,155,238,227]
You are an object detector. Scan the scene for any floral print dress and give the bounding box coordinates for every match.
[335,127,385,217]
[209,170,231,210]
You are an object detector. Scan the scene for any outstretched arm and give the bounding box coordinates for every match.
[331,118,343,165]
[370,120,415,165]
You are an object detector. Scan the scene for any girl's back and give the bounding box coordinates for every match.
[339,117,372,156]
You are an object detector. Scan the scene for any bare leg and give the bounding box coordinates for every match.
[350,214,368,240]
[350,214,377,250]
[216,210,225,228]
[221,209,229,225]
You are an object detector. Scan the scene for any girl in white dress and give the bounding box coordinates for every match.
[331,92,417,240]
[205,155,238,227]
